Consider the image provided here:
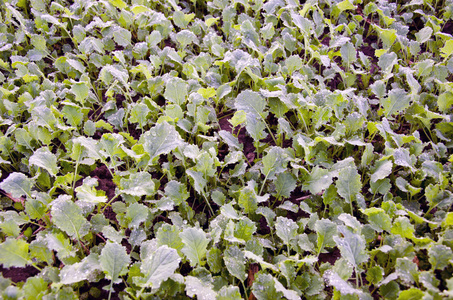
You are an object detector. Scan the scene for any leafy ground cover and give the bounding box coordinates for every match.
[0,0,453,299]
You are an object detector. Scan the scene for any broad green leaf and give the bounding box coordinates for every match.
[163,180,189,205]
[25,198,47,220]
[113,27,131,47]
[391,216,415,239]
[186,169,207,194]
[224,246,247,282]
[51,195,90,238]
[325,271,362,296]
[303,166,332,194]
[0,172,33,198]
[217,286,242,300]
[140,245,180,289]
[275,216,298,245]
[71,82,89,103]
[378,52,397,74]
[185,276,217,300]
[100,242,130,284]
[75,177,108,203]
[334,226,368,268]
[428,244,453,270]
[120,172,155,196]
[238,181,268,215]
[235,90,266,117]
[362,207,392,232]
[261,147,287,180]
[315,219,338,254]
[370,160,393,183]
[273,278,301,300]
[340,42,357,66]
[0,238,30,268]
[252,273,282,300]
[395,257,418,285]
[397,288,424,300]
[23,277,47,300]
[180,227,210,267]
[438,92,453,112]
[164,77,188,106]
[130,103,150,127]
[337,0,356,11]
[45,232,77,259]
[60,254,101,284]
[336,166,361,204]
[374,26,397,48]
[274,173,297,199]
[99,65,129,88]
[142,122,184,164]
[440,39,453,58]
[125,203,149,229]
[382,88,411,117]
[207,247,223,274]
[415,27,433,43]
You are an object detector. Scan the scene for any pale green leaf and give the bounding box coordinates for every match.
[224,246,247,282]
[140,245,180,288]
[100,242,130,284]
[51,195,90,238]
[164,77,188,106]
[180,227,210,267]
[143,122,184,164]
[336,165,362,204]
[120,172,155,196]
[0,238,30,268]
[275,216,298,245]
[0,172,33,198]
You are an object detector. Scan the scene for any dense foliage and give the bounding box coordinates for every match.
[0,0,453,299]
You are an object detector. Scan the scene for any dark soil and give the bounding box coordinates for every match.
[0,265,39,283]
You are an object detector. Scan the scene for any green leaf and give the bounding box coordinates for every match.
[207,247,223,274]
[224,246,247,282]
[75,177,108,203]
[334,226,368,268]
[337,0,357,11]
[370,160,393,183]
[275,216,298,245]
[391,216,415,239]
[125,203,149,229]
[180,227,210,267]
[315,219,338,254]
[438,92,453,112]
[186,169,207,194]
[130,103,150,127]
[0,238,30,268]
[51,195,90,238]
[261,147,288,180]
[415,27,433,43]
[325,271,362,296]
[25,198,47,220]
[340,42,357,66]
[440,39,453,58]
[217,286,242,300]
[120,172,155,196]
[100,242,130,284]
[71,82,89,103]
[395,257,418,285]
[428,244,453,270]
[142,122,184,164]
[274,173,297,199]
[235,90,266,117]
[164,77,188,106]
[113,27,131,47]
[382,88,411,117]
[0,172,33,198]
[303,166,333,194]
[336,165,361,204]
[23,277,47,300]
[60,254,101,284]
[397,288,424,300]
[185,276,217,299]
[362,207,392,232]
[252,273,282,300]
[140,245,180,289]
